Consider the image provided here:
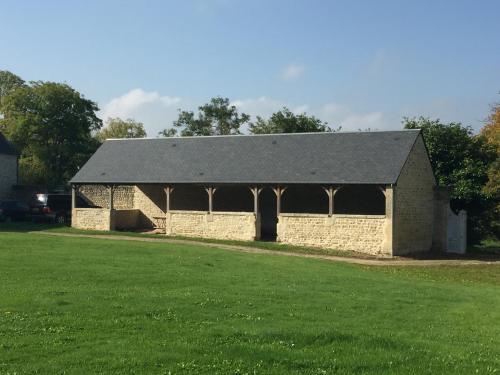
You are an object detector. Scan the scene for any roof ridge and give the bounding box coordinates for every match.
[105,129,419,141]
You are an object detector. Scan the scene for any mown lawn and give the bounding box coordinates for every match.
[0,231,499,374]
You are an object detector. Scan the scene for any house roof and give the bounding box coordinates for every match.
[70,130,421,185]
[0,132,18,156]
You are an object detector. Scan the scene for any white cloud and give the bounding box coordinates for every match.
[233,97,385,132]
[320,103,385,131]
[231,96,286,118]
[100,90,388,136]
[232,97,308,117]
[280,64,305,81]
[292,104,310,114]
[99,89,182,136]
[101,88,181,120]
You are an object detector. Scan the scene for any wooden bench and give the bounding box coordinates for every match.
[152,216,166,229]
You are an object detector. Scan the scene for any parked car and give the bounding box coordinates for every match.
[30,193,95,224]
[0,200,30,222]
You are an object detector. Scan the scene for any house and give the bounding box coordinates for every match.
[0,132,18,200]
[70,130,450,256]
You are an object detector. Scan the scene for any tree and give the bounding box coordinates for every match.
[96,118,147,141]
[160,97,250,137]
[480,103,500,236]
[0,70,25,110]
[158,128,178,138]
[0,81,102,186]
[249,107,333,134]
[403,117,497,243]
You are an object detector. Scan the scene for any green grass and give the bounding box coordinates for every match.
[0,221,372,258]
[0,230,499,374]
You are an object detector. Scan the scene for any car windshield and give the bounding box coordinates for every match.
[32,194,48,205]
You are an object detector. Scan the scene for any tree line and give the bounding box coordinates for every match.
[0,70,498,242]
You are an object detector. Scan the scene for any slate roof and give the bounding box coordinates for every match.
[70,130,421,185]
[0,132,18,155]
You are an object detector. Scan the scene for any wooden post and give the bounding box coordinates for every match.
[272,186,287,216]
[377,186,386,197]
[108,185,115,210]
[249,187,263,215]
[71,184,78,210]
[164,186,174,212]
[205,187,217,213]
[322,186,339,216]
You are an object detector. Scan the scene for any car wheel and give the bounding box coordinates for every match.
[56,215,66,224]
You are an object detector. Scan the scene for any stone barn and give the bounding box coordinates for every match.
[0,132,18,200]
[70,130,450,256]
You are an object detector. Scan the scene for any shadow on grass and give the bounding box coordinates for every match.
[398,240,500,261]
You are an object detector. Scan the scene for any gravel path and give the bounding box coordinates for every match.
[32,231,499,267]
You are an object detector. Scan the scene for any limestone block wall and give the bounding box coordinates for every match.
[72,208,112,231]
[0,154,17,200]
[166,210,259,241]
[78,185,134,209]
[393,135,436,255]
[277,213,387,255]
[134,185,165,227]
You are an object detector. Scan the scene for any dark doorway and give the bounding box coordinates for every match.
[259,188,277,241]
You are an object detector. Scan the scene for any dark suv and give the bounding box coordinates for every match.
[30,194,74,224]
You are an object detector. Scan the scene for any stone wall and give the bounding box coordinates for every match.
[78,185,134,209]
[72,208,112,231]
[277,213,387,255]
[166,210,259,241]
[393,135,436,255]
[134,185,165,228]
[0,154,17,200]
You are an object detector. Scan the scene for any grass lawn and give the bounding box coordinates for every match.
[0,222,376,259]
[0,231,499,374]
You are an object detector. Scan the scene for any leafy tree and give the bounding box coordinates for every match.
[0,70,25,110]
[0,81,102,186]
[96,117,147,141]
[158,128,178,137]
[403,117,497,243]
[249,107,333,134]
[480,104,500,236]
[160,97,250,137]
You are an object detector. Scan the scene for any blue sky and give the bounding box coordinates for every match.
[1,0,499,135]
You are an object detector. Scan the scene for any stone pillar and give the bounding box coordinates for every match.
[382,185,395,255]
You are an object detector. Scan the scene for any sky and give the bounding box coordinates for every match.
[1,0,499,136]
